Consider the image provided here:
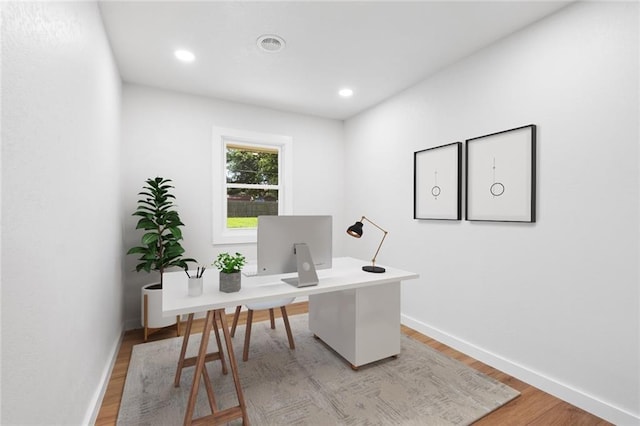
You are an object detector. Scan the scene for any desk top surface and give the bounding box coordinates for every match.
[162,257,418,316]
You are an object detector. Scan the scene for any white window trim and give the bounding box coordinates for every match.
[212,126,293,245]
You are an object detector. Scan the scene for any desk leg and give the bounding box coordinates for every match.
[217,309,249,424]
[175,313,229,389]
[175,313,195,387]
[183,310,249,426]
[202,364,218,412]
[212,312,228,375]
[184,310,214,425]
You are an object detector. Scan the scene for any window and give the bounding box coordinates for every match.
[212,127,292,245]
[226,143,279,228]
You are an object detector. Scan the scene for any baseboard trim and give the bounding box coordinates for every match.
[401,313,639,426]
[82,325,124,425]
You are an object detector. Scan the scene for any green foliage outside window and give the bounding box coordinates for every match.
[226,148,278,185]
[226,145,279,227]
[227,217,259,228]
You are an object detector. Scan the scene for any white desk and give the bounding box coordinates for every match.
[163,257,418,425]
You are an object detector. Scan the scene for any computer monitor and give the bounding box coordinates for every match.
[257,215,332,287]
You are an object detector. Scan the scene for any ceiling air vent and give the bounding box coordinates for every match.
[257,35,286,53]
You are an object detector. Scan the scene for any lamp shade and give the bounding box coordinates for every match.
[347,222,363,238]
[346,221,364,238]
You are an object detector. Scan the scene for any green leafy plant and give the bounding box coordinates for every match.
[127,177,196,285]
[213,252,246,274]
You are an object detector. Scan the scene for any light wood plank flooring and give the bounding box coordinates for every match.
[96,302,610,425]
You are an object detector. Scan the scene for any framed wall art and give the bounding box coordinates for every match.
[465,124,536,222]
[414,142,462,220]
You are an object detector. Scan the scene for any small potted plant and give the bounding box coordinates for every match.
[213,252,246,293]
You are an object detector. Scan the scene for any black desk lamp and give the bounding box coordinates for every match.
[346,216,388,273]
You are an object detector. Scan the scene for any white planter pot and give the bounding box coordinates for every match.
[141,283,176,329]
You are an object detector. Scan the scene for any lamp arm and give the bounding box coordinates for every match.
[370,230,388,266]
[361,216,388,266]
[360,216,388,234]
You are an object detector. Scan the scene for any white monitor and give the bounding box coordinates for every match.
[257,215,332,287]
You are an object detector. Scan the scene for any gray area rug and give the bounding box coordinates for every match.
[118,314,518,425]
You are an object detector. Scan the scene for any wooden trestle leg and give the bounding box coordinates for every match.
[183,309,249,426]
[175,313,228,388]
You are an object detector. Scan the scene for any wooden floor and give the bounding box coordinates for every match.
[96,302,610,425]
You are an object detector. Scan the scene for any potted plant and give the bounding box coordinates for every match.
[213,252,246,293]
[127,177,196,339]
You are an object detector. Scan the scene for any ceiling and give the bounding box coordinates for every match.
[99,1,571,120]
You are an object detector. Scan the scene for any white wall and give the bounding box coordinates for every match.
[1,2,123,425]
[121,84,345,327]
[344,2,639,424]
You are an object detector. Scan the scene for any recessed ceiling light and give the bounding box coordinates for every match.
[174,49,195,62]
[257,34,286,53]
[339,88,354,98]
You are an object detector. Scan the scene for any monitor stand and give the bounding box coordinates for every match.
[281,243,319,287]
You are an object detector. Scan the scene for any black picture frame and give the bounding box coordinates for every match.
[414,142,462,220]
[465,124,536,222]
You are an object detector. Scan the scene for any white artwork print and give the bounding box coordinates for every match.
[466,126,535,222]
[415,143,460,220]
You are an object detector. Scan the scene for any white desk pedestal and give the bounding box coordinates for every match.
[309,281,401,369]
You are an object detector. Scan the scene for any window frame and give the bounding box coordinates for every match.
[212,126,293,245]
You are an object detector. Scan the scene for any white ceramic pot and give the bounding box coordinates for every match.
[141,283,176,328]
[188,277,203,297]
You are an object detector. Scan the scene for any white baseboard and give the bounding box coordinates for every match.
[82,326,124,425]
[401,313,640,426]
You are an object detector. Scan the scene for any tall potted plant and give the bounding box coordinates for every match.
[127,177,196,340]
